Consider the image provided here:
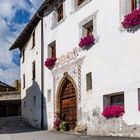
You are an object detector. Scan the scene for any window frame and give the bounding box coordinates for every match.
[131,0,140,11]
[56,4,64,22]
[77,0,86,6]
[48,41,56,58]
[23,74,25,89]
[22,49,25,63]
[32,31,35,48]
[110,94,124,106]
[32,61,36,80]
[103,92,124,109]
[86,72,92,91]
[79,12,98,40]
[138,89,140,111]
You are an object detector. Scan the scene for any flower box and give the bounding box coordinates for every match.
[45,57,57,69]
[102,105,124,119]
[79,35,95,49]
[122,8,140,30]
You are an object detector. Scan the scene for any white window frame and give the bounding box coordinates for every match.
[103,92,124,109]
[119,0,140,31]
[79,11,99,42]
[51,2,66,30]
[71,0,93,14]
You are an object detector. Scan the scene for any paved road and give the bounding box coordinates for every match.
[0,117,139,140]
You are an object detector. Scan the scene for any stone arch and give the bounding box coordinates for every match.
[56,72,78,128]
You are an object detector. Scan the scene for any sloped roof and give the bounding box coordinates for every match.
[0,81,15,89]
[9,0,52,51]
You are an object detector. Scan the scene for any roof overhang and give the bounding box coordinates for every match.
[9,0,52,51]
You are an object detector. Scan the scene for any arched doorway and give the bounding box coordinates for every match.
[57,75,77,129]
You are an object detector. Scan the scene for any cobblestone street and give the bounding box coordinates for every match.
[0,117,139,140]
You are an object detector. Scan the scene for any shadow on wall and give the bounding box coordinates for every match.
[22,81,48,130]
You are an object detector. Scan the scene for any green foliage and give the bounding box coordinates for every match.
[59,121,70,132]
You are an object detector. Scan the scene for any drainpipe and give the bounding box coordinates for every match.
[37,13,44,130]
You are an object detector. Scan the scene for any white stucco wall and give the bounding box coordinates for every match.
[43,0,140,128]
[20,0,140,129]
[21,22,42,128]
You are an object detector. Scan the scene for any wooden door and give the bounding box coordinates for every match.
[60,79,77,129]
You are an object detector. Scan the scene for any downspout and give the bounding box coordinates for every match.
[37,13,44,130]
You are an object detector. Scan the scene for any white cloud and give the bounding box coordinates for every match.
[0,0,44,86]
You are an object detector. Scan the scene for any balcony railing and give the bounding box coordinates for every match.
[0,91,21,100]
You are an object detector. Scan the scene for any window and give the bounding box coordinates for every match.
[48,41,56,58]
[32,61,36,80]
[131,0,140,11]
[138,89,140,111]
[22,49,25,63]
[56,4,63,22]
[86,72,92,91]
[103,92,124,108]
[83,20,93,37]
[47,90,51,103]
[23,74,25,89]
[77,0,85,6]
[111,94,124,106]
[79,12,98,40]
[120,0,140,19]
[32,31,35,48]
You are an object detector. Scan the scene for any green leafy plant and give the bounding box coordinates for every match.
[59,121,70,132]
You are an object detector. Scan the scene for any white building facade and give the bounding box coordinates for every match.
[10,0,140,129]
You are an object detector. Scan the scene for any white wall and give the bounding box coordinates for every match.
[43,0,140,127]
[21,21,42,128]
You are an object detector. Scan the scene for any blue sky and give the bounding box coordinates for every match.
[0,0,44,85]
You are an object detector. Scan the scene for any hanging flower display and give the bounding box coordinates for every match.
[102,105,124,119]
[122,8,140,30]
[79,35,95,49]
[45,57,57,69]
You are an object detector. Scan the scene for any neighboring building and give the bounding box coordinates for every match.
[0,80,21,117]
[0,81,15,92]
[10,0,140,129]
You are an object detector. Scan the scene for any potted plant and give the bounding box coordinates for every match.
[54,118,61,131]
[79,35,95,49]
[102,105,124,119]
[122,8,140,31]
[45,57,57,69]
[59,121,70,132]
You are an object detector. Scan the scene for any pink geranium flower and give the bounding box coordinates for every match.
[45,57,57,69]
[79,35,95,49]
[102,105,124,119]
[122,8,140,29]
